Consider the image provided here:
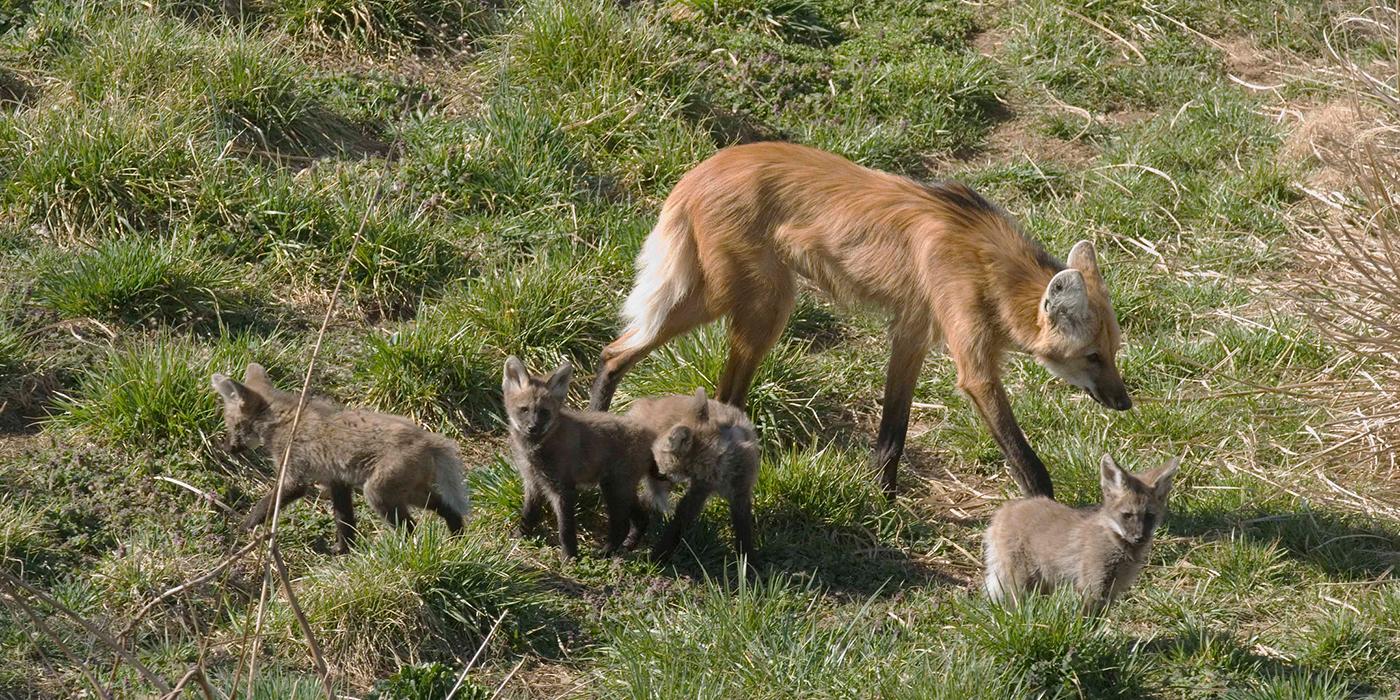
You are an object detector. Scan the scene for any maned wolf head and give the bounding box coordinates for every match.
[1033,240,1132,411]
[502,356,572,441]
[210,363,275,453]
[1098,453,1179,545]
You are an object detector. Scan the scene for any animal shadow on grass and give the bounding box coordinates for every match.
[654,488,962,598]
[1141,623,1382,697]
[1168,506,1400,581]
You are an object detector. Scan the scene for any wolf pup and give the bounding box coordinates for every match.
[210,363,470,553]
[502,356,660,561]
[590,141,1133,501]
[627,388,759,562]
[983,454,1180,613]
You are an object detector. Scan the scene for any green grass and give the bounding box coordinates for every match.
[0,0,1397,696]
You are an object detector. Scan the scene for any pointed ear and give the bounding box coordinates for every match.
[1042,268,1092,336]
[667,425,693,451]
[502,356,529,393]
[1099,453,1127,495]
[211,373,259,409]
[1067,240,1100,277]
[692,387,709,421]
[244,362,271,389]
[1150,456,1181,499]
[545,361,573,399]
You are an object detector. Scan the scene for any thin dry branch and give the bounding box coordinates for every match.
[0,569,169,694]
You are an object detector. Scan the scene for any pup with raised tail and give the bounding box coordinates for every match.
[502,356,658,561]
[983,454,1180,613]
[627,387,760,562]
[210,363,470,554]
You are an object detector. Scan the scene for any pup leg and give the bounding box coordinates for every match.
[426,493,464,534]
[652,484,712,563]
[548,484,579,561]
[329,483,358,554]
[242,482,311,531]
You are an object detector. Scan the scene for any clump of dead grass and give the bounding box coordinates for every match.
[1291,5,1400,513]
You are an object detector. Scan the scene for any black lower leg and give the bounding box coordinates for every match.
[624,502,649,550]
[601,484,635,555]
[652,485,711,563]
[329,483,357,553]
[589,358,621,411]
[426,493,464,534]
[729,493,756,561]
[554,488,579,560]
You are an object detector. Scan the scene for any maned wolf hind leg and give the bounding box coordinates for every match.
[365,488,416,533]
[590,298,711,411]
[716,278,796,408]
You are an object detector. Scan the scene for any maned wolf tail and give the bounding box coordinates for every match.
[643,473,673,517]
[431,442,472,519]
[617,204,699,352]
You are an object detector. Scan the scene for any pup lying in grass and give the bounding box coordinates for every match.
[627,387,759,563]
[210,363,471,554]
[984,454,1180,613]
[502,356,659,561]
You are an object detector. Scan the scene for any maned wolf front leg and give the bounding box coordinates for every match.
[550,484,580,561]
[652,483,713,562]
[874,317,933,500]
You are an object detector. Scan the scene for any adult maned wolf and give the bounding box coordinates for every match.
[211,364,470,553]
[589,142,1131,499]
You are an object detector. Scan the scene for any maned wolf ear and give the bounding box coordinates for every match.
[1099,453,1127,495]
[1149,456,1181,500]
[211,373,256,407]
[1042,268,1092,336]
[503,356,530,393]
[1067,240,1100,277]
[545,362,573,399]
[692,386,709,421]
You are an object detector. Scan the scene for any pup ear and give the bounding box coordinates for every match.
[545,361,574,399]
[211,373,262,411]
[1099,453,1127,495]
[1150,456,1181,499]
[502,356,529,393]
[667,425,693,452]
[692,386,709,421]
[1041,269,1092,339]
[243,362,271,389]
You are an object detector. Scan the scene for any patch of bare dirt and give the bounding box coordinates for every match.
[1221,36,1282,86]
[1283,99,1383,193]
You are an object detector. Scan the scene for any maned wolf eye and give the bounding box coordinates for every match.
[1086,352,1103,365]
[1120,511,1136,520]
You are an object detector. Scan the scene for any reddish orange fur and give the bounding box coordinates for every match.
[591,142,1128,498]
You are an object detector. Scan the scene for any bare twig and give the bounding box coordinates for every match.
[0,589,111,699]
[0,569,169,694]
[120,535,267,639]
[446,610,509,700]
[244,180,382,700]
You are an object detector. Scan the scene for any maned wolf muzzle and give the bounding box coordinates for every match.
[1087,371,1132,411]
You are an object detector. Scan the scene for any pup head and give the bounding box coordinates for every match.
[1098,453,1181,545]
[502,356,572,441]
[210,363,274,453]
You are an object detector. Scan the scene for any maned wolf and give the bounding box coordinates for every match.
[627,387,760,562]
[983,454,1180,613]
[210,363,470,553]
[588,141,1132,500]
[502,356,658,561]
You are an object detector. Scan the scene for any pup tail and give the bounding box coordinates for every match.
[431,441,472,520]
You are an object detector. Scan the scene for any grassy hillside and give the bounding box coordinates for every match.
[0,0,1397,697]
